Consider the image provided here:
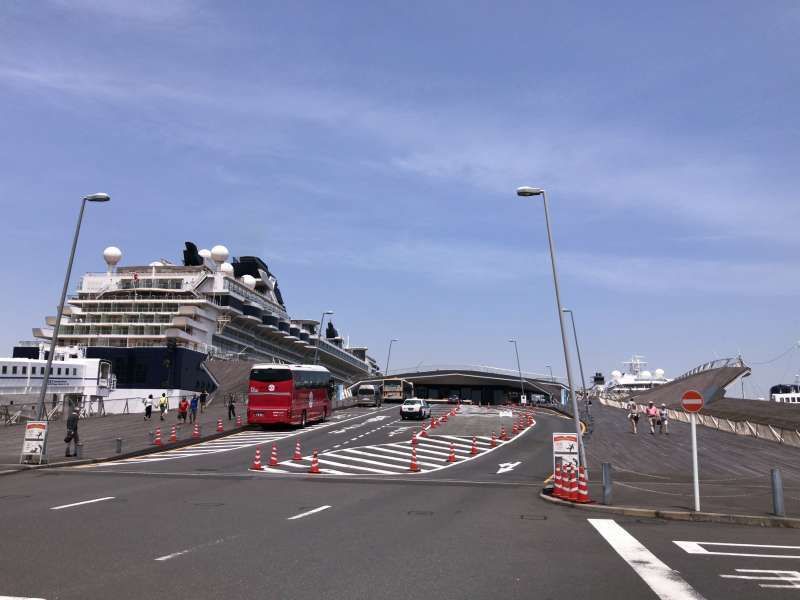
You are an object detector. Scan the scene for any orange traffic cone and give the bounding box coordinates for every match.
[236,415,242,427]
[168,425,177,443]
[293,440,302,461]
[409,447,420,472]
[430,417,437,429]
[216,418,223,433]
[527,414,534,427]
[567,466,579,502]
[448,442,456,462]
[411,433,417,446]
[470,436,478,455]
[512,420,518,435]
[553,465,563,498]
[192,423,200,439]
[309,450,321,474]
[441,413,448,423]
[500,426,508,441]
[576,467,591,503]
[268,442,279,467]
[420,427,428,438]
[153,428,162,446]
[491,432,497,448]
[250,447,263,470]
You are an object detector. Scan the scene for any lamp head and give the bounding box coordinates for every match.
[516,186,544,197]
[84,192,111,202]
[324,311,334,316]
[561,308,572,313]
[508,339,516,343]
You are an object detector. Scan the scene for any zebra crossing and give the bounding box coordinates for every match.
[259,433,510,475]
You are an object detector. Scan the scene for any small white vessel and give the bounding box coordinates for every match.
[601,356,671,399]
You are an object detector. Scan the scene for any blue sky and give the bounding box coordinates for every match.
[1,1,798,398]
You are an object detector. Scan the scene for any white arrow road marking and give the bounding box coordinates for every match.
[50,497,115,510]
[496,461,521,474]
[287,505,331,520]
[589,519,707,600]
[721,569,800,589]
[674,541,800,559]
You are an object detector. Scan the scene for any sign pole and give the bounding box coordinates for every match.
[690,412,700,511]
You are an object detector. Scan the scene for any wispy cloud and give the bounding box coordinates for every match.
[48,0,196,23]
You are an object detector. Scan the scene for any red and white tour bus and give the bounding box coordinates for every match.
[247,364,333,427]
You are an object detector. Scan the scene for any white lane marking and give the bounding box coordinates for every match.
[339,448,440,469]
[720,569,800,589]
[0,596,46,599]
[497,461,521,474]
[324,452,408,471]
[155,537,233,561]
[287,505,332,520]
[589,519,707,600]
[674,541,800,560]
[50,497,115,511]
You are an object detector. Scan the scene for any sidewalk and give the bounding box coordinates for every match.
[0,399,241,470]
[580,401,800,519]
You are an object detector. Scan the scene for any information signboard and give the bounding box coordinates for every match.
[552,432,579,472]
[20,420,48,465]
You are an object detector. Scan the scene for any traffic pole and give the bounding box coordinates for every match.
[690,412,700,512]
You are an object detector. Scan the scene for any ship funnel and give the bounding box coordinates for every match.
[103,246,122,274]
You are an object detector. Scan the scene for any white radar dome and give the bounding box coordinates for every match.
[611,370,622,380]
[241,274,256,289]
[640,370,652,379]
[220,262,234,275]
[199,249,212,259]
[655,368,665,379]
[211,245,230,264]
[103,246,122,266]
[148,261,163,267]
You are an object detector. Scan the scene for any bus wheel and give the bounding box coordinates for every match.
[301,411,307,427]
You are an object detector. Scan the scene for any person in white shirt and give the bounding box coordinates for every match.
[142,394,154,420]
[627,399,639,434]
[659,403,669,435]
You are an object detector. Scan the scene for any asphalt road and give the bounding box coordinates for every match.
[1,404,798,600]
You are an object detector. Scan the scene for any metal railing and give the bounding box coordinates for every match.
[673,357,747,382]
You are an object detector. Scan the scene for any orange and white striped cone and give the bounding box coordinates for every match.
[553,465,563,498]
[500,426,508,441]
[448,442,456,462]
[511,421,518,435]
[411,433,417,446]
[527,414,534,427]
[192,423,200,439]
[490,432,497,448]
[430,417,437,429]
[236,415,242,427]
[470,436,478,455]
[153,428,162,446]
[168,425,177,443]
[216,418,223,433]
[441,413,448,423]
[268,442,279,467]
[292,440,302,462]
[409,447,420,472]
[420,427,428,438]
[568,466,579,502]
[576,467,591,503]
[250,447,263,470]
[308,450,320,474]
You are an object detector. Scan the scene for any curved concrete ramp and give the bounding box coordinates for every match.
[628,363,748,409]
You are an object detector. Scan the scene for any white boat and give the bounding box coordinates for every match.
[601,356,671,399]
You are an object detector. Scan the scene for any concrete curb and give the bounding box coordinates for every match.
[1,425,248,475]
[539,490,800,528]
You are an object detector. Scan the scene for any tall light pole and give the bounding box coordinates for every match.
[562,308,587,400]
[385,339,398,375]
[516,186,586,471]
[37,193,111,421]
[313,310,334,364]
[508,339,526,402]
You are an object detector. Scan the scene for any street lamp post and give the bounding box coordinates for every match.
[508,339,526,403]
[385,339,398,375]
[37,193,111,422]
[313,311,334,364]
[516,186,586,471]
[562,309,588,400]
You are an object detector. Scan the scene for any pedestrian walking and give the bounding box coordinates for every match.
[627,399,639,434]
[189,394,199,423]
[199,389,208,413]
[646,401,659,435]
[178,397,189,424]
[227,394,236,421]
[158,393,169,421]
[659,403,669,435]
[143,394,154,420]
[64,409,79,457]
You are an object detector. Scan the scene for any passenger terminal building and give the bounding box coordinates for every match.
[358,365,567,405]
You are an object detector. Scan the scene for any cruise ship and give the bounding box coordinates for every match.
[12,242,380,410]
[600,355,671,399]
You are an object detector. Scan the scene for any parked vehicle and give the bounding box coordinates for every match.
[400,398,431,420]
[248,364,332,427]
[355,384,382,407]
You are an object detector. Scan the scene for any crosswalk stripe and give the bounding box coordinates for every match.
[324,452,409,471]
[437,434,491,447]
[314,458,397,474]
[339,448,439,468]
[417,437,474,451]
[386,442,451,457]
[364,446,446,464]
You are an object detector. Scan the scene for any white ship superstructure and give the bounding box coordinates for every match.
[601,356,671,399]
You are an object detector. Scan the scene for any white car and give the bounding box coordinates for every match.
[400,398,431,420]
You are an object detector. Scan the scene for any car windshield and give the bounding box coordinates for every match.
[403,399,419,405]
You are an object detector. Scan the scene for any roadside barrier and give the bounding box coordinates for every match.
[153,428,162,446]
[576,466,591,504]
[268,442,279,467]
[470,436,478,455]
[168,426,177,443]
[409,447,420,472]
[309,450,320,474]
[216,418,223,433]
[553,465,564,498]
[448,442,457,462]
[250,447,262,470]
[192,423,200,439]
[293,440,302,462]
[491,432,497,448]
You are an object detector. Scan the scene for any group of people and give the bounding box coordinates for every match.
[627,399,669,435]
[142,390,208,422]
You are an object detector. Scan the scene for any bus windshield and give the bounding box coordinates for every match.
[250,368,292,382]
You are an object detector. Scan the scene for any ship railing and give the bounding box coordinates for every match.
[672,356,747,382]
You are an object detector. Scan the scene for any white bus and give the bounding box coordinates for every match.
[355,383,382,407]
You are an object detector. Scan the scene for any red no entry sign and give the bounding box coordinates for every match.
[681,390,704,413]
